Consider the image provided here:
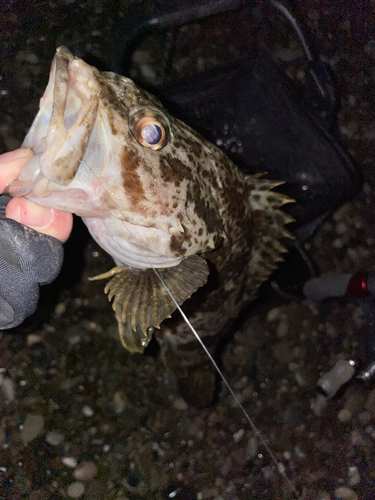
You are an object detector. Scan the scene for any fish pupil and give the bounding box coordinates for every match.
[141,123,162,145]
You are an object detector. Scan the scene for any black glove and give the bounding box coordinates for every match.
[0,196,64,329]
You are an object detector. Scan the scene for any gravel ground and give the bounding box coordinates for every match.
[1,1,375,499]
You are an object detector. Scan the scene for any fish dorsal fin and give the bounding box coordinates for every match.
[244,174,294,300]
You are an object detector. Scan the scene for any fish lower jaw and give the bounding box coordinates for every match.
[106,235,184,269]
[83,216,184,270]
[104,239,184,270]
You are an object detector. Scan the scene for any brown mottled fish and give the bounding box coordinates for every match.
[9,47,292,405]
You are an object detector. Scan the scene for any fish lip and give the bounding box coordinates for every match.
[21,46,100,192]
[4,154,44,197]
[5,172,44,197]
[6,47,74,196]
[51,46,72,126]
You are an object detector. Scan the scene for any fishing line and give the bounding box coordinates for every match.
[269,0,313,61]
[153,267,301,498]
[28,106,300,496]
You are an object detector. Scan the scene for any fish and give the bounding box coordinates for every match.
[9,46,293,405]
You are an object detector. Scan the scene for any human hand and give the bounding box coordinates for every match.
[0,148,73,242]
[0,147,72,328]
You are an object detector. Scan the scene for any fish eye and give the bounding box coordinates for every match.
[141,122,163,145]
[130,113,168,150]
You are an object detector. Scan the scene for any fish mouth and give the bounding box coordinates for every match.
[7,46,100,197]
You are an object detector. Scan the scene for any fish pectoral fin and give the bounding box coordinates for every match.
[88,266,126,281]
[116,311,154,354]
[103,255,209,353]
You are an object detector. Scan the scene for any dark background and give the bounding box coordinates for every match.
[1,1,375,498]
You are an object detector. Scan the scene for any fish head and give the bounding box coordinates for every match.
[11,46,224,269]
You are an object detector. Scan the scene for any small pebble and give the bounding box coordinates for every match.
[197,489,219,500]
[1,377,15,401]
[27,334,42,346]
[21,414,44,445]
[267,307,281,322]
[348,95,356,106]
[262,465,277,480]
[332,238,344,249]
[336,222,347,235]
[45,431,64,446]
[54,302,66,317]
[132,49,151,66]
[140,64,156,79]
[113,390,127,414]
[233,429,245,444]
[338,408,352,423]
[317,493,331,500]
[62,457,78,468]
[294,370,308,388]
[68,334,81,346]
[67,481,85,498]
[172,397,189,411]
[247,437,258,458]
[276,320,289,338]
[358,411,371,425]
[348,465,360,486]
[294,445,306,459]
[74,461,98,481]
[334,486,358,500]
[82,405,94,417]
[325,322,337,338]
[26,53,39,64]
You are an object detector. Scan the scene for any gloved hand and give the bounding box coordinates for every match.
[0,148,73,328]
[0,211,64,328]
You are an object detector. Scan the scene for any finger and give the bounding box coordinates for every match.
[6,197,73,243]
[0,148,34,193]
